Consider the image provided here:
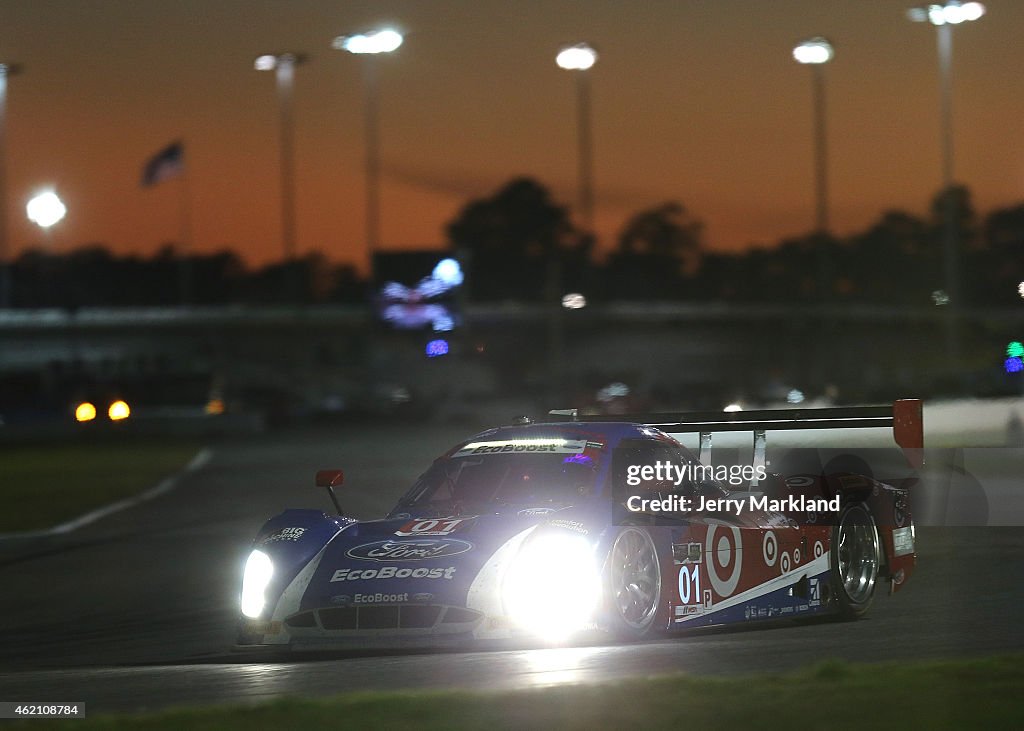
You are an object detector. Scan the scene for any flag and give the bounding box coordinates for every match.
[141,141,184,187]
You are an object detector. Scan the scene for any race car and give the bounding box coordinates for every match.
[237,400,921,649]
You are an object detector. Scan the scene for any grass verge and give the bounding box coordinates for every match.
[0,438,202,532]
[10,653,1024,730]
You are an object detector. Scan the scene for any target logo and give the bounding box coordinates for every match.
[780,551,791,573]
[762,531,778,567]
[793,547,801,564]
[813,540,824,558]
[705,525,742,597]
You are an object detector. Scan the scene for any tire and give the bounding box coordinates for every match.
[606,527,664,639]
[830,503,880,620]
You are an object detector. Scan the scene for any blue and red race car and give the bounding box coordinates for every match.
[237,400,921,649]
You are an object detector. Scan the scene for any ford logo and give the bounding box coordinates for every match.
[346,538,473,562]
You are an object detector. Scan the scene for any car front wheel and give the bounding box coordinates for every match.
[606,527,663,639]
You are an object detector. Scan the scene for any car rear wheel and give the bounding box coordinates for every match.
[830,503,880,620]
[606,527,663,639]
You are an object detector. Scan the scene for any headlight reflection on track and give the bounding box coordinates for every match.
[240,550,274,619]
[502,533,601,641]
[523,646,609,687]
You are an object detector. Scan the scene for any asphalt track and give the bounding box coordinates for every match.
[0,422,1022,714]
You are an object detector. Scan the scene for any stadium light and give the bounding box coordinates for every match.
[555,43,597,71]
[556,43,598,231]
[254,52,307,264]
[333,28,404,280]
[333,29,403,55]
[792,37,834,236]
[792,37,834,65]
[26,191,66,229]
[907,2,985,25]
[908,1,986,372]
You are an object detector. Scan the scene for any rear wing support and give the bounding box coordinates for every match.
[751,429,766,482]
[544,399,924,471]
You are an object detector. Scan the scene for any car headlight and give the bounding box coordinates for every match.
[240,549,274,619]
[501,532,601,640]
[108,399,131,421]
[75,402,97,422]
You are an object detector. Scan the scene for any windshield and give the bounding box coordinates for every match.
[395,438,602,514]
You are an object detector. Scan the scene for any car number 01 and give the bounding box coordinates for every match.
[395,518,465,536]
[678,565,701,604]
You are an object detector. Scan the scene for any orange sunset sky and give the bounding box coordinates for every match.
[2,0,1023,273]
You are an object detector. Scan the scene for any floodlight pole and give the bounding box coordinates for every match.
[276,54,299,263]
[363,55,381,280]
[908,1,987,378]
[810,63,829,236]
[576,68,594,232]
[792,37,834,289]
[557,44,598,233]
[936,21,962,371]
[255,53,306,266]
[333,28,403,285]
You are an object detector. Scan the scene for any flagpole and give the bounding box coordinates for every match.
[177,143,193,306]
[0,63,20,309]
[141,141,190,305]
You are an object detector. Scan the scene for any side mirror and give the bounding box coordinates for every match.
[316,469,344,488]
[315,469,345,515]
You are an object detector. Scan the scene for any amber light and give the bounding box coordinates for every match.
[205,398,225,415]
[75,402,97,422]
[108,400,131,421]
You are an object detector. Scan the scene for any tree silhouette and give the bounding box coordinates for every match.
[617,202,702,268]
[7,182,1024,309]
[930,184,979,251]
[842,210,932,304]
[984,203,1024,250]
[971,202,1024,305]
[605,201,703,299]
[446,178,589,301]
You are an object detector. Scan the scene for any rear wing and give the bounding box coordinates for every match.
[544,399,924,473]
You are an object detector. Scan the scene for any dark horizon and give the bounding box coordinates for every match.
[5,178,1022,313]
